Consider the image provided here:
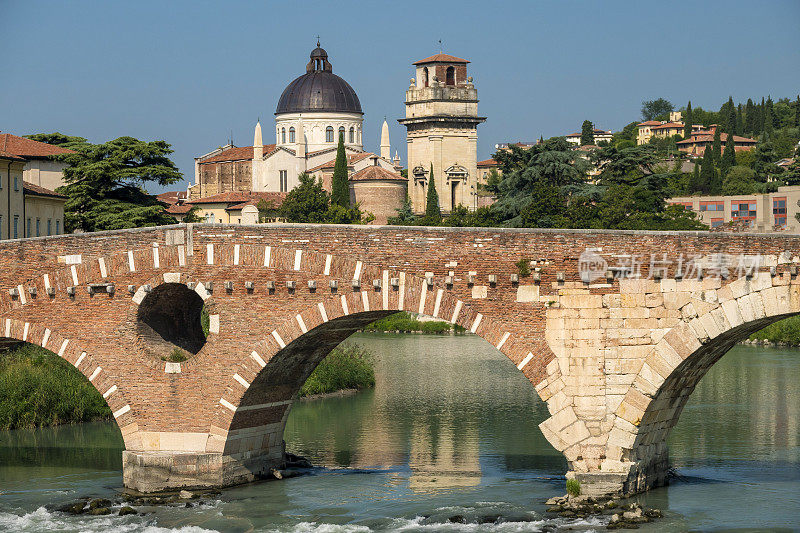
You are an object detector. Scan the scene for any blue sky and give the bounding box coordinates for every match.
[2,0,799,193]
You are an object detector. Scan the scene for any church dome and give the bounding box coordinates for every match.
[276,45,363,115]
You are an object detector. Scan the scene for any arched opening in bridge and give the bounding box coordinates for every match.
[136,282,207,360]
[624,310,800,494]
[229,310,559,492]
[0,339,124,481]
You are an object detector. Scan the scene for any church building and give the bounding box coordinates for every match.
[188,43,405,224]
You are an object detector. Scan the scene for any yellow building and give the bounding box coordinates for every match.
[0,152,26,239]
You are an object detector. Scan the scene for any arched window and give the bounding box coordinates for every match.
[422,67,429,87]
[338,126,345,141]
[326,126,334,143]
[289,127,295,143]
[281,128,286,144]
[349,127,354,143]
[446,66,455,86]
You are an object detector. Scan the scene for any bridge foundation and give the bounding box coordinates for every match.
[122,447,285,493]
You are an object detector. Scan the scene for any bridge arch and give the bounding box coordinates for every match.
[574,273,800,495]
[0,318,137,445]
[201,269,555,484]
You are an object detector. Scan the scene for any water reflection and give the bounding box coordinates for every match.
[285,333,560,494]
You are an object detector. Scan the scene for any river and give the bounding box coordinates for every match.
[0,334,798,532]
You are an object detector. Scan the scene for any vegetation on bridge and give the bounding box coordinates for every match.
[748,315,800,346]
[363,312,465,334]
[0,344,111,430]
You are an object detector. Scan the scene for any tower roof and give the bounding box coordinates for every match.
[275,44,362,115]
[413,53,469,65]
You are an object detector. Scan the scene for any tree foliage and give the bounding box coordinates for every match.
[28,134,181,232]
[424,163,441,224]
[331,133,350,208]
[683,101,693,138]
[580,120,594,146]
[279,173,367,224]
[641,98,674,121]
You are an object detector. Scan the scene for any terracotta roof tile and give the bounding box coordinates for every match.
[187,191,287,206]
[165,204,193,215]
[477,159,498,167]
[23,182,66,198]
[413,53,469,65]
[198,144,277,164]
[650,122,684,130]
[349,166,406,182]
[307,152,376,172]
[637,121,663,126]
[0,149,26,162]
[0,133,75,158]
[156,191,187,205]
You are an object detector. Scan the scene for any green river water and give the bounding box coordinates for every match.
[0,333,798,532]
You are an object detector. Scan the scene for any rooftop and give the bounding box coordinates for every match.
[349,165,405,182]
[413,53,469,65]
[198,144,277,164]
[23,182,66,199]
[0,133,75,158]
[187,191,287,207]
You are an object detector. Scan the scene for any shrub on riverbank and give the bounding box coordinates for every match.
[299,343,375,397]
[749,315,800,345]
[0,344,111,429]
[364,312,465,334]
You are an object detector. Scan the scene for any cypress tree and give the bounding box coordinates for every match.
[700,147,718,194]
[331,133,350,208]
[736,104,743,135]
[580,120,594,145]
[425,163,441,223]
[712,127,722,163]
[745,98,756,134]
[757,97,766,134]
[764,99,774,136]
[683,101,693,138]
[721,132,736,175]
[725,96,736,134]
[690,160,701,193]
[767,96,777,129]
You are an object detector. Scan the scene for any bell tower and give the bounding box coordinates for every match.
[399,53,486,214]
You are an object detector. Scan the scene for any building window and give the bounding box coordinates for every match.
[27,218,31,238]
[700,201,724,212]
[36,218,40,237]
[14,216,19,239]
[47,219,52,235]
[281,128,286,144]
[55,220,60,235]
[205,212,214,223]
[14,176,19,191]
[279,170,288,192]
[349,127,354,143]
[774,197,787,226]
[422,67,429,87]
[731,201,757,220]
[289,127,295,143]
[446,66,455,86]
[711,218,724,228]
[0,214,3,239]
[338,126,345,141]
[326,126,334,143]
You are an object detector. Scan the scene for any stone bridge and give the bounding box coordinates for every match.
[1,223,799,496]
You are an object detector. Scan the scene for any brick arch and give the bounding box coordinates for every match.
[0,317,138,447]
[209,271,553,459]
[604,272,799,494]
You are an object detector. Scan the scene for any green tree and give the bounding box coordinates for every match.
[388,193,415,225]
[721,132,736,175]
[580,120,594,145]
[330,133,350,208]
[641,98,674,121]
[722,166,758,195]
[782,159,800,186]
[279,173,331,223]
[424,163,441,224]
[723,96,737,135]
[256,198,279,222]
[683,101,693,138]
[183,205,203,223]
[795,95,800,127]
[767,96,778,129]
[736,103,743,135]
[690,161,702,193]
[757,97,766,134]
[745,98,756,134]
[711,127,722,164]
[764,98,774,136]
[700,146,718,194]
[30,134,182,232]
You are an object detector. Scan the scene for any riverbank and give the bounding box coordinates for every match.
[299,343,375,397]
[747,315,800,346]
[363,312,465,334]
[0,345,111,430]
